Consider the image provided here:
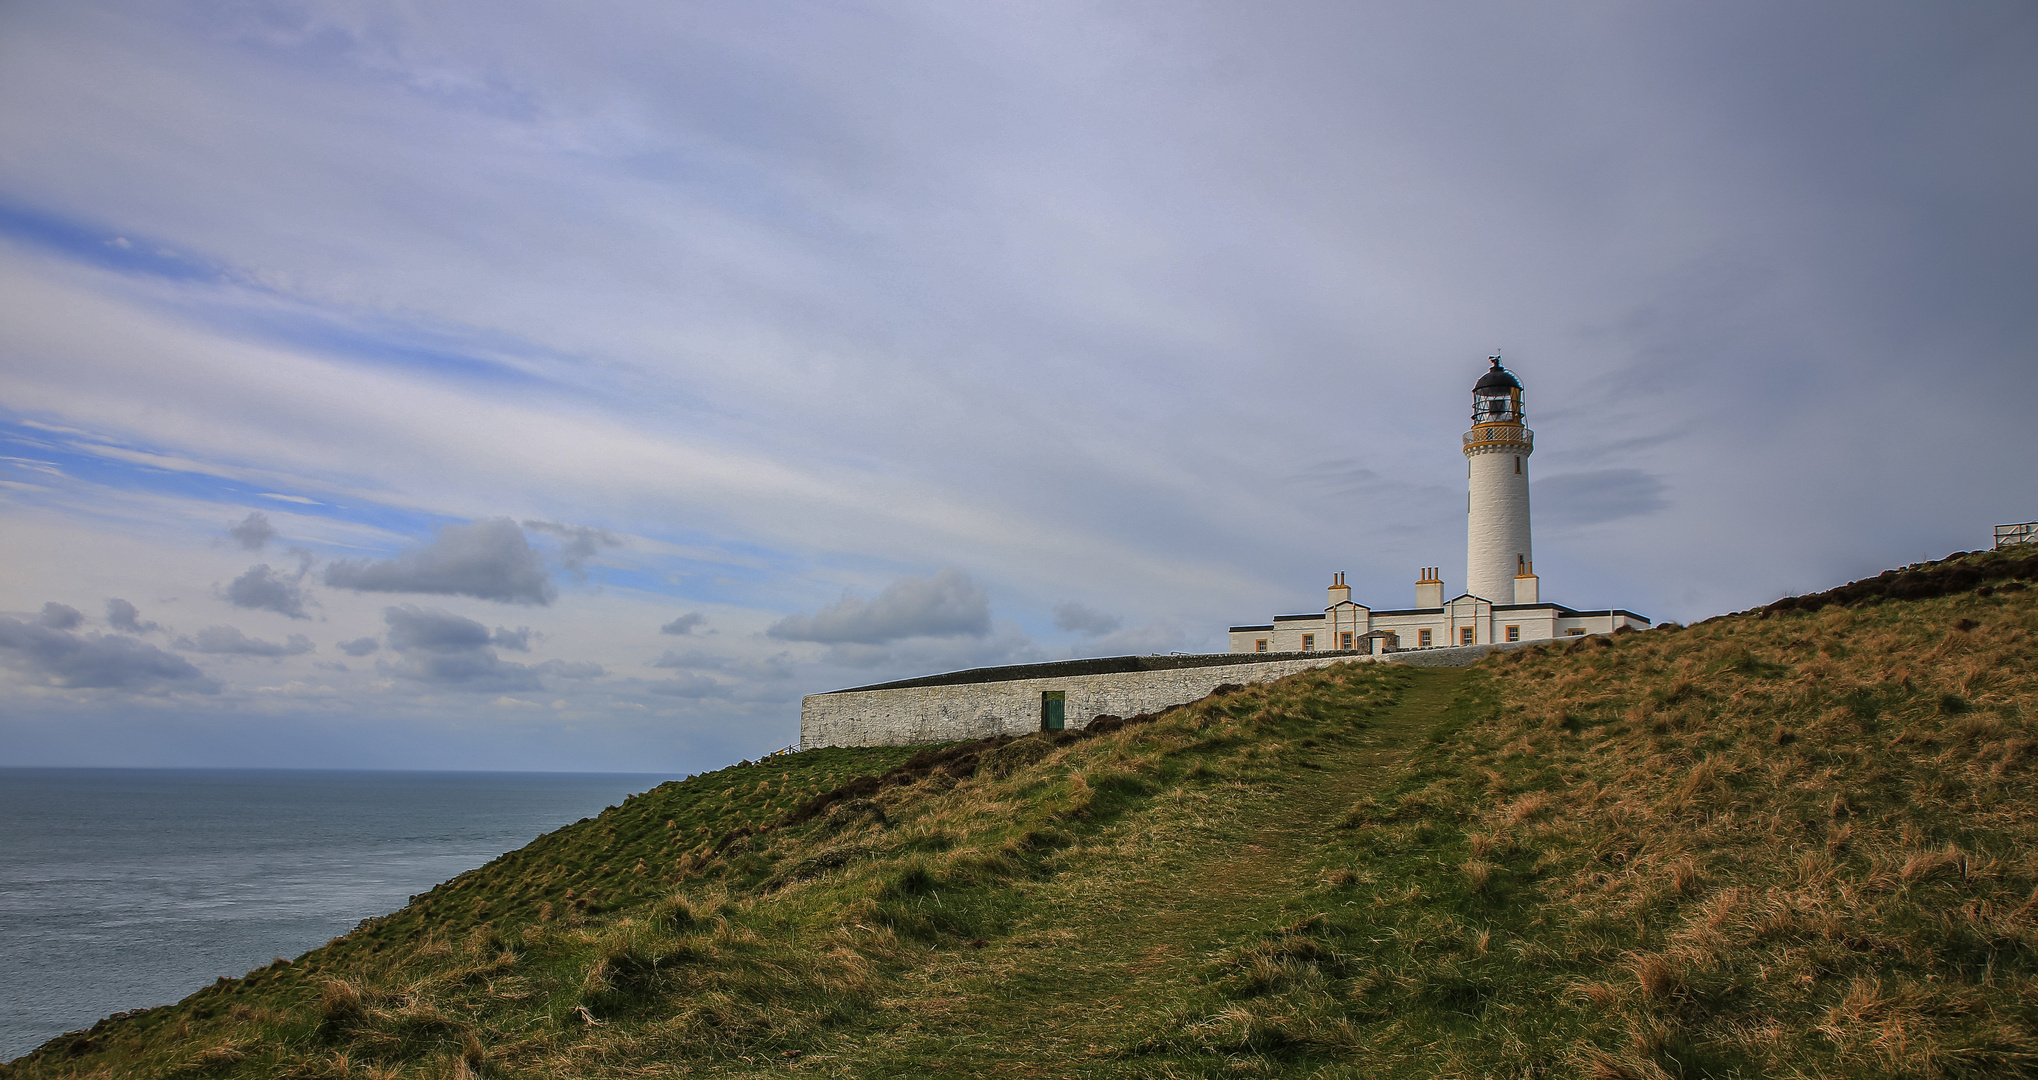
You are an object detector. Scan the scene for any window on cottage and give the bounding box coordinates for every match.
[1301,634,1315,651]
[1254,638,1268,652]
[1505,624,1520,642]
[1340,631,1353,650]
[1461,627,1475,645]
[1418,629,1432,647]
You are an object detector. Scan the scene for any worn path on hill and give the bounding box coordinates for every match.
[853,665,1470,1079]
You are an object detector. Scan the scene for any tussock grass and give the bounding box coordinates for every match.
[12,547,2038,1079]
[1126,547,2038,1078]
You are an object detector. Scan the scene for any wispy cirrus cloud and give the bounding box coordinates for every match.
[1536,469,1671,528]
[523,520,622,571]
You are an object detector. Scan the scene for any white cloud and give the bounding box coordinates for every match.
[1067,622,1193,660]
[383,604,497,652]
[225,562,311,619]
[768,567,990,645]
[176,625,314,657]
[105,598,159,633]
[379,603,602,690]
[523,519,622,571]
[229,511,277,550]
[647,673,721,698]
[0,616,216,694]
[326,519,554,605]
[659,611,705,635]
[37,602,84,630]
[1052,601,1121,637]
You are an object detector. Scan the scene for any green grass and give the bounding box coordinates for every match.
[10,547,2038,1079]
[1128,548,2038,1079]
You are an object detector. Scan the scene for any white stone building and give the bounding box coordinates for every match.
[1227,358,1648,654]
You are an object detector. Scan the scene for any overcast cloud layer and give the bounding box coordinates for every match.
[1,1,2033,771]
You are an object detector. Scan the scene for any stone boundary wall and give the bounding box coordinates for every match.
[800,642,1538,749]
[797,642,1539,749]
[820,648,1377,694]
[800,653,1373,749]
[1389,640,1529,667]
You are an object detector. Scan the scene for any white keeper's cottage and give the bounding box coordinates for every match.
[1226,358,1648,654]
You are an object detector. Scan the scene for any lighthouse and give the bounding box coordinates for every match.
[1224,354,1646,655]
[1464,356,1535,606]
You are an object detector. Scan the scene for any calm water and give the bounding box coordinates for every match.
[0,768,676,1061]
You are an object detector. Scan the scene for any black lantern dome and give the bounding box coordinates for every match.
[1471,355,1523,425]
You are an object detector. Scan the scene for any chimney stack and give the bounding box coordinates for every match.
[1415,567,1443,609]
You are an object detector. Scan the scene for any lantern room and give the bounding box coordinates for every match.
[1471,355,1523,426]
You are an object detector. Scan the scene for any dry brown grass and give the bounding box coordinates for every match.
[1667,855,1700,896]
[1440,553,2038,1077]
[1462,858,1495,893]
[1625,951,1686,1003]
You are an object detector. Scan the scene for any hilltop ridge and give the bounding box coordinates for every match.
[8,545,2038,1079]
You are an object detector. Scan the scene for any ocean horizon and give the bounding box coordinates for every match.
[0,766,680,1061]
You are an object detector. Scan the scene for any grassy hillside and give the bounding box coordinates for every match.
[10,546,2038,1079]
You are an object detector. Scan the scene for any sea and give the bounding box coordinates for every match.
[0,768,677,1062]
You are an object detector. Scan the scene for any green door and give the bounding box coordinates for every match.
[1041,691,1066,731]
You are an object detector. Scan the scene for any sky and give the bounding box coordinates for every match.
[1,1,2033,772]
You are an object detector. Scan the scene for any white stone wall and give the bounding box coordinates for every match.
[800,654,1375,749]
[1324,601,1369,653]
[1371,610,1443,649]
[1494,607,1558,643]
[1238,603,1640,652]
[1441,594,1495,646]
[1465,437,1533,604]
[1269,617,1327,652]
[1554,611,1651,637]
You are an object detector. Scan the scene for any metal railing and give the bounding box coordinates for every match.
[1997,521,2037,548]
[1463,425,1533,448]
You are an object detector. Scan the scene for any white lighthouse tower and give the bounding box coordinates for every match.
[1464,356,1536,605]
[1225,353,1646,656]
